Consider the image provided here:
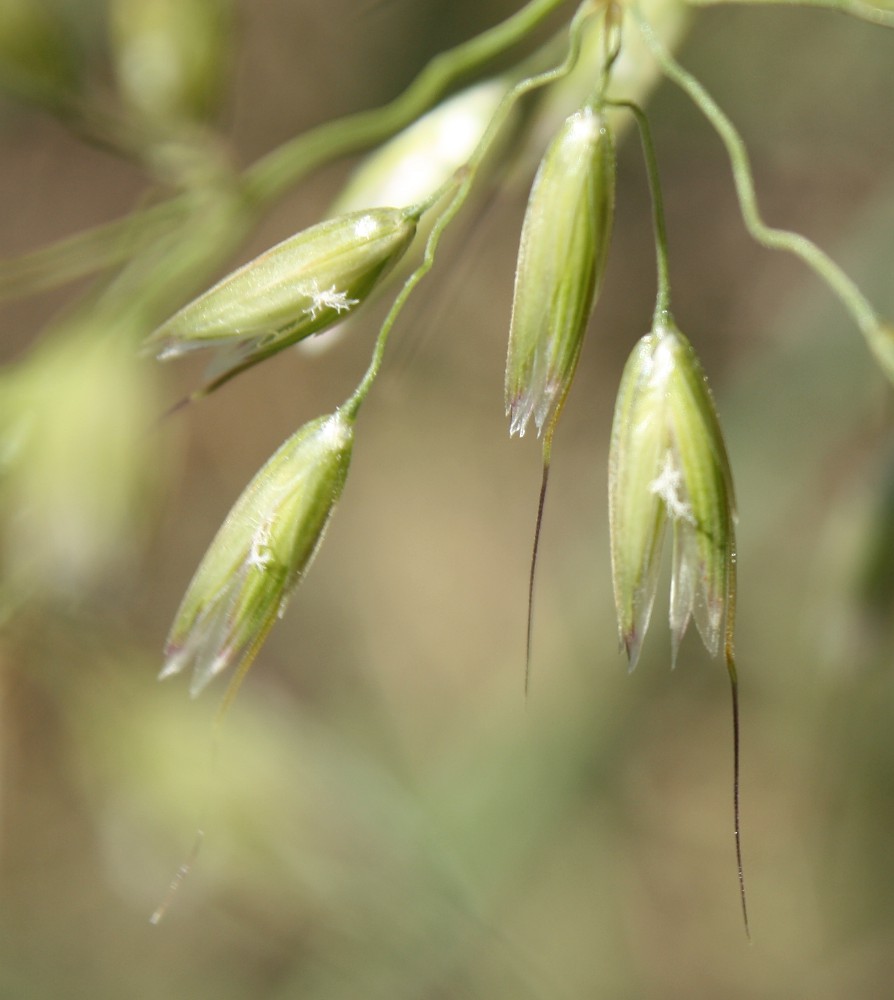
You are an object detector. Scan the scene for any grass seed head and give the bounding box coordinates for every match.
[608,321,736,669]
[332,78,508,213]
[160,410,354,696]
[505,105,615,438]
[144,207,418,366]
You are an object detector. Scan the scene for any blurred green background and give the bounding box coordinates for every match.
[2,1,894,997]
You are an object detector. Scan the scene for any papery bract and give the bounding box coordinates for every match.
[144,208,417,378]
[608,321,736,669]
[161,410,354,696]
[505,104,615,438]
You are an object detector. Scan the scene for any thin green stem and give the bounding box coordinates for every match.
[632,5,880,338]
[341,183,462,422]
[242,0,575,209]
[593,2,624,104]
[684,0,894,29]
[344,0,600,422]
[0,0,569,302]
[611,100,672,323]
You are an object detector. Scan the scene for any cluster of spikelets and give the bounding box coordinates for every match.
[8,0,894,935]
[504,98,736,684]
[148,206,420,696]
[150,4,737,704]
[139,5,759,934]
[2,0,889,705]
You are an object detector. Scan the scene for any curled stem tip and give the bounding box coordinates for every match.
[633,4,880,344]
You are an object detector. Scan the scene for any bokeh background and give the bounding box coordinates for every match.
[2,1,894,997]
